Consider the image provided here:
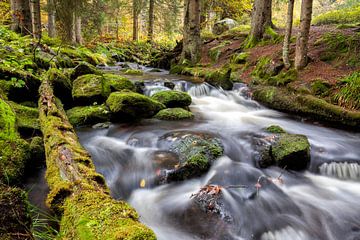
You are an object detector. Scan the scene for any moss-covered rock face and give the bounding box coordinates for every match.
[59,190,156,240]
[103,74,136,96]
[0,184,33,239]
[151,90,192,108]
[271,134,310,170]
[252,86,360,130]
[0,98,17,140]
[106,91,165,120]
[67,105,110,127]
[8,101,40,136]
[0,138,30,184]
[47,68,73,108]
[72,74,105,105]
[154,108,194,121]
[71,62,100,80]
[157,132,224,182]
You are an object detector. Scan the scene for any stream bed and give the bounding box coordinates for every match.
[77,70,360,240]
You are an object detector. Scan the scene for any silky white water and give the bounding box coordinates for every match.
[78,78,360,240]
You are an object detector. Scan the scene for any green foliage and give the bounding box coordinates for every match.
[334,72,360,110]
[8,101,40,134]
[208,40,232,62]
[313,4,360,25]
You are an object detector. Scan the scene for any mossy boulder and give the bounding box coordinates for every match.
[157,131,224,182]
[106,91,165,120]
[205,68,233,90]
[71,62,99,80]
[0,138,30,184]
[0,184,33,239]
[103,74,136,96]
[59,190,156,240]
[154,108,194,121]
[8,101,40,136]
[47,68,73,108]
[34,51,56,69]
[72,74,105,105]
[151,90,192,108]
[67,105,110,127]
[255,126,310,171]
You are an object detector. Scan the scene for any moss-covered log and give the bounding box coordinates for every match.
[39,80,156,239]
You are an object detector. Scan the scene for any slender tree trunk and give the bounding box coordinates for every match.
[283,0,295,69]
[248,0,272,46]
[71,12,76,44]
[75,14,83,44]
[47,0,56,38]
[30,0,41,39]
[132,0,139,41]
[295,0,313,70]
[147,0,155,42]
[10,0,19,31]
[181,0,201,64]
[10,0,32,35]
[115,17,119,40]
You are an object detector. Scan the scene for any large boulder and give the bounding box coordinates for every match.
[151,90,192,108]
[106,91,165,121]
[254,125,311,171]
[66,105,110,127]
[154,108,194,121]
[156,131,224,182]
[72,74,105,105]
[103,74,136,96]
[212,18,238,35]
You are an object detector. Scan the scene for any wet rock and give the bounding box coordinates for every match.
[157,131,224,182]
[122,69,143,75]
[72,74,105,105]
[254,125,311,171]
[164,81,175,90]
[0,184,33,239]
[92,122,111,129]
[134,80,145,94]
[106,91,165,121]
[151,90,192,108]
[213,18,238,35]
[154,108,194,121]
[66,105,110,127]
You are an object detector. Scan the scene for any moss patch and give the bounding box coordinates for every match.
[72,74,105,105]
[106,91,165,120]
[0,98,17,139]
[8,101,40,135]
[266,125,286,134]
[67,105,110,127]
[151,90,192,108]
[154,108,194,121]
[103,74,136,96]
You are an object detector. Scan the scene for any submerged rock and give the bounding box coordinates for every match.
[157,131,224,182]
[66,105,110,127]
[72,74,105,105]
[106,91,165,121]
[154,108,194,121]
[151,90,192,108]
[255,125,311,171]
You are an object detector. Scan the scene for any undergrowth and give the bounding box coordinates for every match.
[334,72,360,110]
[313,4,360,25]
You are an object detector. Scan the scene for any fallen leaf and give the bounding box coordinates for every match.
[140,179,146,188]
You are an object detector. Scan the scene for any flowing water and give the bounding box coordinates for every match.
[77,70,360,240]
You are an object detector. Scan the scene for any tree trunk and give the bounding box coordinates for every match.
[248,0,272,46]
[47,0,56,38]
[10,0,32,35]
[75,14,83,44]
[147,0,155,42]
[30,0,41,39]
[295,0,313,70]
[71,12,76,44]
[283,0,295,69]
[115,17,119,40]
[181,0,201,64]
[132,0,139,41]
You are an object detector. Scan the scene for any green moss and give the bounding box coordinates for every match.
[59,190,156,240]
[106,91,165,120]
[0,138,30,184]
[205,68,233,90]
[29,136,45,162]
[103,74,136,96]
[66,105,110,127]
[313,4,360,25]
[72,74,105,105]
[0,184,33,239]
[186,154,209,171]
[8,101,40,134]
[311,80,331,97]
[232,52,249,64]
[0,98,17,139]
[71,62,100,80]
[268,69,298,86]
[169,65,186,75]
[122,69,143,75]
[154,108,194,121]
[48,68,72,90]
[151,90,192,108]
[334,71,360,110]
[251,57,272,80]
[266,125,286,134]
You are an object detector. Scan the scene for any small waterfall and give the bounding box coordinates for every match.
[144,85,170,96]
[319,162,360,180]
[187,83,212,97]
[260,227,310,240]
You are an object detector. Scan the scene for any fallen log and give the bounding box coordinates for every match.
[39,77,156,239]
